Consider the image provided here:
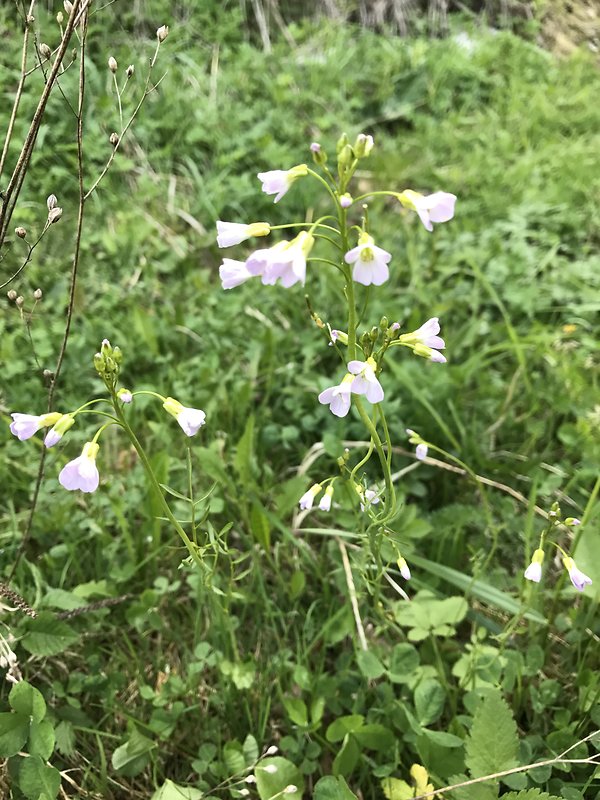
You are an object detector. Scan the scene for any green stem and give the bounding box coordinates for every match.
[352,190,401,204]
[354,397,395,515]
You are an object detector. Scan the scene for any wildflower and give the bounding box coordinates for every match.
[216,220,270,248]
[416,443,428,460]
[310,142,321,153]
[44,414,75,448]
[563,557,592,592]
[347,357,384,403]
[354,133,374,157]
[565,517,581,527]
[59,442,100,493]
[344,233,391,286]
[299,484,322,511]
[399,317,446,363]
[219,258,255,290]
[340,193,352,209]
[319,485,334,511]
[10,412,61,441]
[247,232,314,288]
[117,388,133,404]
[524,549,544,583]
[318,373,355,417]
[329,329,348,346]
[360,488,380,513]
[398,190,456,232]
[398,556,411,580]
[257,164,308,203]
[163,397,206,436]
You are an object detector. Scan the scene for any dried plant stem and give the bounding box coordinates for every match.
[338,538,368,651]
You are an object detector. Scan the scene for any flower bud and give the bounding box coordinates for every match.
[16,296,24,308]
[109,132,119,147]
[156,25,169,42]
[7,290,17,301]
[33,288,43,300]
[126,64,135,78]
[48,207,63,224]
[108,56,118,73]
[93,353,104,373]
[15,226,27,239]
[112,346,123,364]
[380,316,388,330]
[265,745,278,756]
[101,338,112,355]
[354,133,374,158]
[337,143,353,172]
[40,43,52,59]
[339,193,352,209]
[336,132,349,154]
[56,11,63,24]
[26,14,34,25]
[47,194,58,211]
[284,787,298,795]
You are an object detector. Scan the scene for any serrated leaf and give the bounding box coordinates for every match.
[28,720,55,760]
[502,791,560,800]
[151,779,204,800]
[465,692,518,779]
[255,757,303,800]
[313,775,358,800]
[414,678,445,726]
[9,681,46,723]
[18,755,61,800]
[0,712,30,757]
[21,614,78,657]
[54,720,75,757]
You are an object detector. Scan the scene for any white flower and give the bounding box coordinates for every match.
[360,488,380,513]
[247,232,314,288]
[257,164,308,203]
[10,411,61,441]
[347,357,384,403]
[415,443,428,460]
[399,190,457,232]
[399,317,446,363]
[163,397,206,436]
[398,557,411,581]
[524,562,542,583]
[563,556,592,592]
[216,220,270,248]
[354,133,374,157]
[59,442,100,493]
[319,485,334,511]
[117,388,133,404]
[318,373,354,417]
[344,233,391,286]
[299,483,322,510]
[44,413,75,448]
[219,258,254,290]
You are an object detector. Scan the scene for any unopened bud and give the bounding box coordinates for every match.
[56,11,63,24]
[108,56,118,73]
[48,207,63,224]
[112,345,123,364]
[380,316,388,330]
[126,64,135,78]
[156,25,169,42]
[93,353,104,372]
[16,296,24,308]
[265,746,278,756]
[263,764,278,774]
[40,43,52,59]
[64,1,73,14]
[43,369,54,383]
[27,14,35,25]
[109,132,119,147]
[337,144,353,173]
[101,338,112,354]
[33,288,43,300]
[354,133,374,158]
[15,226,27,239]
[339,193,352,209]
[284,786,298,794]
[7,290,17,301]
[47,194,58,211]
[336,132,349,154]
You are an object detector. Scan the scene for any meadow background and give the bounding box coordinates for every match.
[1,1,600,798]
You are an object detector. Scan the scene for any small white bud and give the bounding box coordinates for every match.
[47,194,58,211]
[40,43,51,59]
[48,207,63,224]
[156,25,169,42]
[16,296,24,308]
[109,132,119,147]
[56,11,64,24]
[284,786,298,794]
[108,56,118,73]
[15,226,27,239]
[265,746,278,755]
[7,290,17,301]
[126,64,135,78]
[263,764,278,774]
[33,288,43,300]
[244,776,256,784]
[239,791,250,797]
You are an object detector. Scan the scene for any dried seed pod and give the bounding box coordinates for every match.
[126,64,135,78]
[15,227,27,239]
[108,56,117,73]
[7,290,17,301]
[109,132,119,147]
[34,288,43,300]
[47,194,58,211]
[40,43,52,59]
[156,25,169,42]
[48,207,63,224]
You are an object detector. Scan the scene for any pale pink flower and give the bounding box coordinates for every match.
[59,442,100,493]
[563,557,592,592]
[220,258,255,290]
[399,317,446,363]
[340,194,352,209]
[299,483,322,510]
[247,232,314,288]
[44,414,75,448]
[344,233,391,286]
[347,358,384,403]
[318,373,355,418]
[216,221,270,248]
[257,164,308,203]
[163,397,206,436]
[360,488,380,513]
[400,190,456,232]
[416,443,428,461]
[398,557,411,581]
[118,389,133,404]
[10,412,61,441]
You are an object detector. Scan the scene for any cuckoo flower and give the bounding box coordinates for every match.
[524,549,545,583]
[59,442,100,493]
[10,412,61,441]
[319,485,334,511]
[347,357,384,403]
[360,488,380,513]
[220,258,255,290]
[247,231,314,288]
[399,190,456,232]
[163,397,206,436]
[398,557,411,581]
[344,232,391,286]
[399,318,446,363]
[318,373,355,418]
[406,428,428,460]
[44,414,75,448]
[563,557,592,591]
[257,164,308,203]
[216,221,270,248]
[299,483,322,510]
[117,388,133,404]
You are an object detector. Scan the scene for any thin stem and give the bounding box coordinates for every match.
[352,190,401,205]
[353,398,395,515]
[338,538,368,651]
[112,72,123,130]
[306,167,339,206]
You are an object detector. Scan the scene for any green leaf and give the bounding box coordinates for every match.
[283,697,308,727]
[243,733,259,765]
[326,715,364,743]
[250,501,271,550]
[422,729,464,748]
[446,773,498,800]
[332,734,360,777]
[151,780,204,800]
[21,613,78,657]
[233,414,256,485]
[313,775,358,800]
[0,712,30,757]
[465,692,519,779]
[28,720,55,760]
[223,741,245,775]
[502,791,560,800]
[54,720,75,757]
[9,681,47,723]
[111,728,156,777]
[381,777,414,800]
[255,757,304,800]
[389,643,420,683]
[354,724,394,752]
[18,755,61,800]
[356,650,385,680]
[414,678,445,726]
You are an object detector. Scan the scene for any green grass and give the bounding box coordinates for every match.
[1,4,600,799]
